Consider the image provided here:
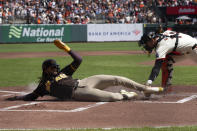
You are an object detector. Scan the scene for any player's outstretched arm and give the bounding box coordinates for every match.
[5,92,39,101]
[54,39,82,61]
[146,59,163,86]
[54,39,82,75]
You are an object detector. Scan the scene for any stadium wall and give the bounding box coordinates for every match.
[0,24,196,43]
[0,24,143,43]
[0,24,87,43]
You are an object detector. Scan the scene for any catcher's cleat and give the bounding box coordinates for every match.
[120,89,138,100]
[163,86,173,94]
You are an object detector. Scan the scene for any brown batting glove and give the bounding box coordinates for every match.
[54,39,71,52]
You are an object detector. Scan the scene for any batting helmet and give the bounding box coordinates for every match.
[138,32,156,53]
[42,59,60,72]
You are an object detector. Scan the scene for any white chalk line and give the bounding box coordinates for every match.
[136,95,197,104]
[0,90,27,97]
[0,90,197,112]
[2,102,42,110]
[0,90,108,112]
[2,94,14,97]
[176,95,197,103]
[0,102,108,112]
[0,90,26,94]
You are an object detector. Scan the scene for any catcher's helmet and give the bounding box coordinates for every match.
[42,59,60,72]
[138,32,156,53]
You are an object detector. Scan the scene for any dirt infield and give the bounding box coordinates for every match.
[0,51,197,129]
[1,85,197,129]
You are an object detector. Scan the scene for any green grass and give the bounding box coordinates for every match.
[0,42,197,131]
[1,54,196,87]
[0,55,147,87]
[0,42,140,52]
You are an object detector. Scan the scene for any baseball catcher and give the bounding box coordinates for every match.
[139,29,197,93]
[6,40,163,102]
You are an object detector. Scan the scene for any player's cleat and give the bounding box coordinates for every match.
[120,89,138,100]
[144,86,164,93]
[143,87,164,98]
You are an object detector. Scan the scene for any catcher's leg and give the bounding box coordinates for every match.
[190,48,197,62]
[162,56,175,92]
[162,53,186,92]
[161,59,169,87]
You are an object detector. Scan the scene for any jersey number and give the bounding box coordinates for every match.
[55,74,68,82]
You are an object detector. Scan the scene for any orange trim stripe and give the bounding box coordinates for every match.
[70,65,76,71]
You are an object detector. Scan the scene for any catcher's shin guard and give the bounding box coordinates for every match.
[161,59,169,87]
[161,57,174,91]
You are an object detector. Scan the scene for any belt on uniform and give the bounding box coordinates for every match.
[73,81,79,90]
[71,81,79,99]
[192,44,197,50]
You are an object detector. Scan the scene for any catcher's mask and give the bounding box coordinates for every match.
[42,59,60,73]
[138,32,156,53]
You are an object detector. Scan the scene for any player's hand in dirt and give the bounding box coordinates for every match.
[5,96,25,101]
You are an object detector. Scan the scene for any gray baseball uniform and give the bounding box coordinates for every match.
[73,74,152,101]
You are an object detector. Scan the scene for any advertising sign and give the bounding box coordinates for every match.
[87,24,143,42]
[3,24,66,43]
[167,6,197,15]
